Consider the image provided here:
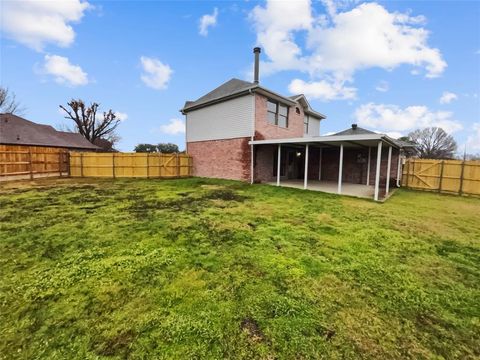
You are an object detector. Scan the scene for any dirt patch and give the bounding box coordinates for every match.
[93,329,135,357]
[241,317,266,343]
[202,189,248,202]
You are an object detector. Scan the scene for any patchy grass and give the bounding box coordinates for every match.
[0,177,479,359]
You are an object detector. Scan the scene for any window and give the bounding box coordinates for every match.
[266,99,289,128]
[304,115,309,134]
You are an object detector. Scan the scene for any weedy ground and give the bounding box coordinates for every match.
[0,177,479,359]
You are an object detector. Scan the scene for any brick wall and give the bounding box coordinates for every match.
[320,146,400,185]
[254,94,304,140]
[187,137,251,181]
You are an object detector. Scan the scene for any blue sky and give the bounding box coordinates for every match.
[1,0,479,153]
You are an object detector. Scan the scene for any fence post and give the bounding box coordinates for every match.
[176,153,180,177]
[405,160,410,187]
[80,153,84,177]
[66,152,71,177]
[459,160,465,195]
[146,153,150,178]
[411,160,416,188]
[28,147,33,180]
[438,160,445,193]
[112,153,116,179]
[58,152,62,177]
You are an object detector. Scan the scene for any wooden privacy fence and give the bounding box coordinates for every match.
[402,158,480,196]
[69,152,192,178]
[0,145,69,181]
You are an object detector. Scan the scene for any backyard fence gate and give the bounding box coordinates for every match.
[402,158,480,196]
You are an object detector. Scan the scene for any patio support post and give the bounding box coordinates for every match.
[276,144,281,186]
[318,148,322,180]
[366,147,371,185]
[396,150,402,187]
[374,141,383,201]
[386,146,392,195]
[304,144,309,189]
[338,144,343,194]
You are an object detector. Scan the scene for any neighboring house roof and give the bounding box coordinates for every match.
[331,124,416,148]
[0,113,100,150]
[332,125,377,136]
[181,78,326,119]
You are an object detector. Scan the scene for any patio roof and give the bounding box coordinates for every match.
[249,133,403,149]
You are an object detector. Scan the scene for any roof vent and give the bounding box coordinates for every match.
[352,124,358,130]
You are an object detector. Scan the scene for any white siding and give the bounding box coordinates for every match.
[304,115,321,137]
[186,95,254,142]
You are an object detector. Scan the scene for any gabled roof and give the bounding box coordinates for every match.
[0,113,100,150]
[288,94,326,119]
[182,79,255,112]
[181,78,326,119]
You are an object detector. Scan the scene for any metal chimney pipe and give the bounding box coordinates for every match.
[253,47,261,84]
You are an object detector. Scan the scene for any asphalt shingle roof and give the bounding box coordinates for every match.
[0,113,99,150]
[182,78,255,111]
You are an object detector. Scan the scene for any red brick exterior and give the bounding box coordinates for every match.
[254,93,304,140]
[187,137,251,181]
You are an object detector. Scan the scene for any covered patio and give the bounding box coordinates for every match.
[250,130,407,201]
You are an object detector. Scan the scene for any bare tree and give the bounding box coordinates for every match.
[59,99,120,143]
[0,87,24,114]
[407,127,457,159]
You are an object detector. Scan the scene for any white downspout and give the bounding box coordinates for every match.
[338,144,343,194]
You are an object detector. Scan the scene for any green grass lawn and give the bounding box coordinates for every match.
[0,178,479,359]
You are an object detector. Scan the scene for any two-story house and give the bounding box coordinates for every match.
[181,48,413,201]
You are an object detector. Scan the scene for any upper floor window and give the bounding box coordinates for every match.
[304,115,309,134]
[267,99,289,128]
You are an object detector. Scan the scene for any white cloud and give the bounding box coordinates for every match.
[199,8,218,36]
[466,122,480,151]
[385,131,404,139]
[140,56,173,90]
[439,91,458,104]
[1,0,90,51]
[41,54,88,86]
[250,1,446,100]
[288,78,356,101]
[114,112,128,121]
[160,118,185,135]
[354,102,463,134]
[375,80,389,92]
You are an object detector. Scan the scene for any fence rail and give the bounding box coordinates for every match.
[69,152,192,178]
[402,158,480,196]
[0,145,69,181]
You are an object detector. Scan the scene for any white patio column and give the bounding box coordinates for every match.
[386,146,392,195]
[374,141,383,201]
[318,148,323,181]
[304,144,309,189]
[276,144,281,186]
[366,147,371,185]
[396,150,402,187]
[338,144,343,194]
